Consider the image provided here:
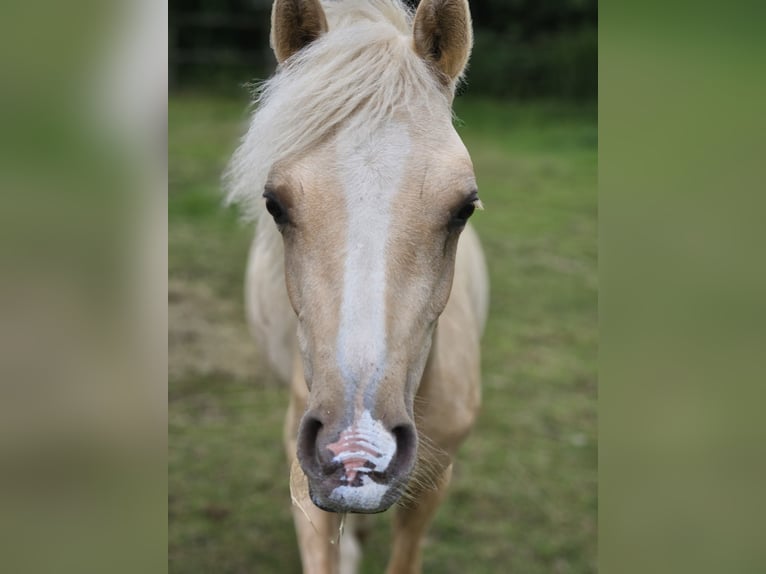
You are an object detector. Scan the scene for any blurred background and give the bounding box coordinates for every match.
[169,1,596,573]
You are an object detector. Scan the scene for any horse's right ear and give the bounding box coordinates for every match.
[270,0,328,64]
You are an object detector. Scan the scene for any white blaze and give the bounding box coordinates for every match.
[336,122,411,396]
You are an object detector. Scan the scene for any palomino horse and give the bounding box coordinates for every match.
[226,1,488,572]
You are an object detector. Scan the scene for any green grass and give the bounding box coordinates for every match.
[169,93,597,573]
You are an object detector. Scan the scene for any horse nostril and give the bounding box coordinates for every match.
[296,415,324,477]
[297,412,418,498]
[388,423,418,478]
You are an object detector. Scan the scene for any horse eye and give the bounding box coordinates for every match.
[456,203,475,221]
[450,202,476,228]
[264,193,289,226]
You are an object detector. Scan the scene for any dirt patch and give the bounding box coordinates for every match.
[169,279,261,382]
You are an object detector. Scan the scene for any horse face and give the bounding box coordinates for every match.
[264,117,478,513]
[244,0,478,515]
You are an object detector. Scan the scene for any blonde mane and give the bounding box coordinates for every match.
[224,0,454,220]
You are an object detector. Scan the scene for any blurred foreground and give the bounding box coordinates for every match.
[0,1,166,572]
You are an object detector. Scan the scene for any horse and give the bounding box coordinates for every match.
[225,1,489,572]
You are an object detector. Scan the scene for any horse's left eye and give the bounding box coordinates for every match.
[450,201,477,228]
[455,203,475,222]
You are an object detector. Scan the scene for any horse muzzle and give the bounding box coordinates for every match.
[296,409,418,513]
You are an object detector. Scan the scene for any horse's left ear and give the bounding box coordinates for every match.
[412,0,473,81]
[270,0,328,64]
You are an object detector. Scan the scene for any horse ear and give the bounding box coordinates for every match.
[270,0,328,64]
[412,0,473,81]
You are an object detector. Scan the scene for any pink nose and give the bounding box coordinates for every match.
[296,409,418,513]
[326,411,397,486]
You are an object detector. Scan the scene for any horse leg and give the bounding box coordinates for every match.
[385,464,453,574]
[284,360,342,574]
[338,514,366,574]
[289,491,342,574]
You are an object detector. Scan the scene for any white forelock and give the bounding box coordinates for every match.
[224,0,452,220]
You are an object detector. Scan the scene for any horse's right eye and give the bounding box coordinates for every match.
[263,192,289,226]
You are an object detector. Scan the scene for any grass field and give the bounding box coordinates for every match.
[169,93,597,573]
